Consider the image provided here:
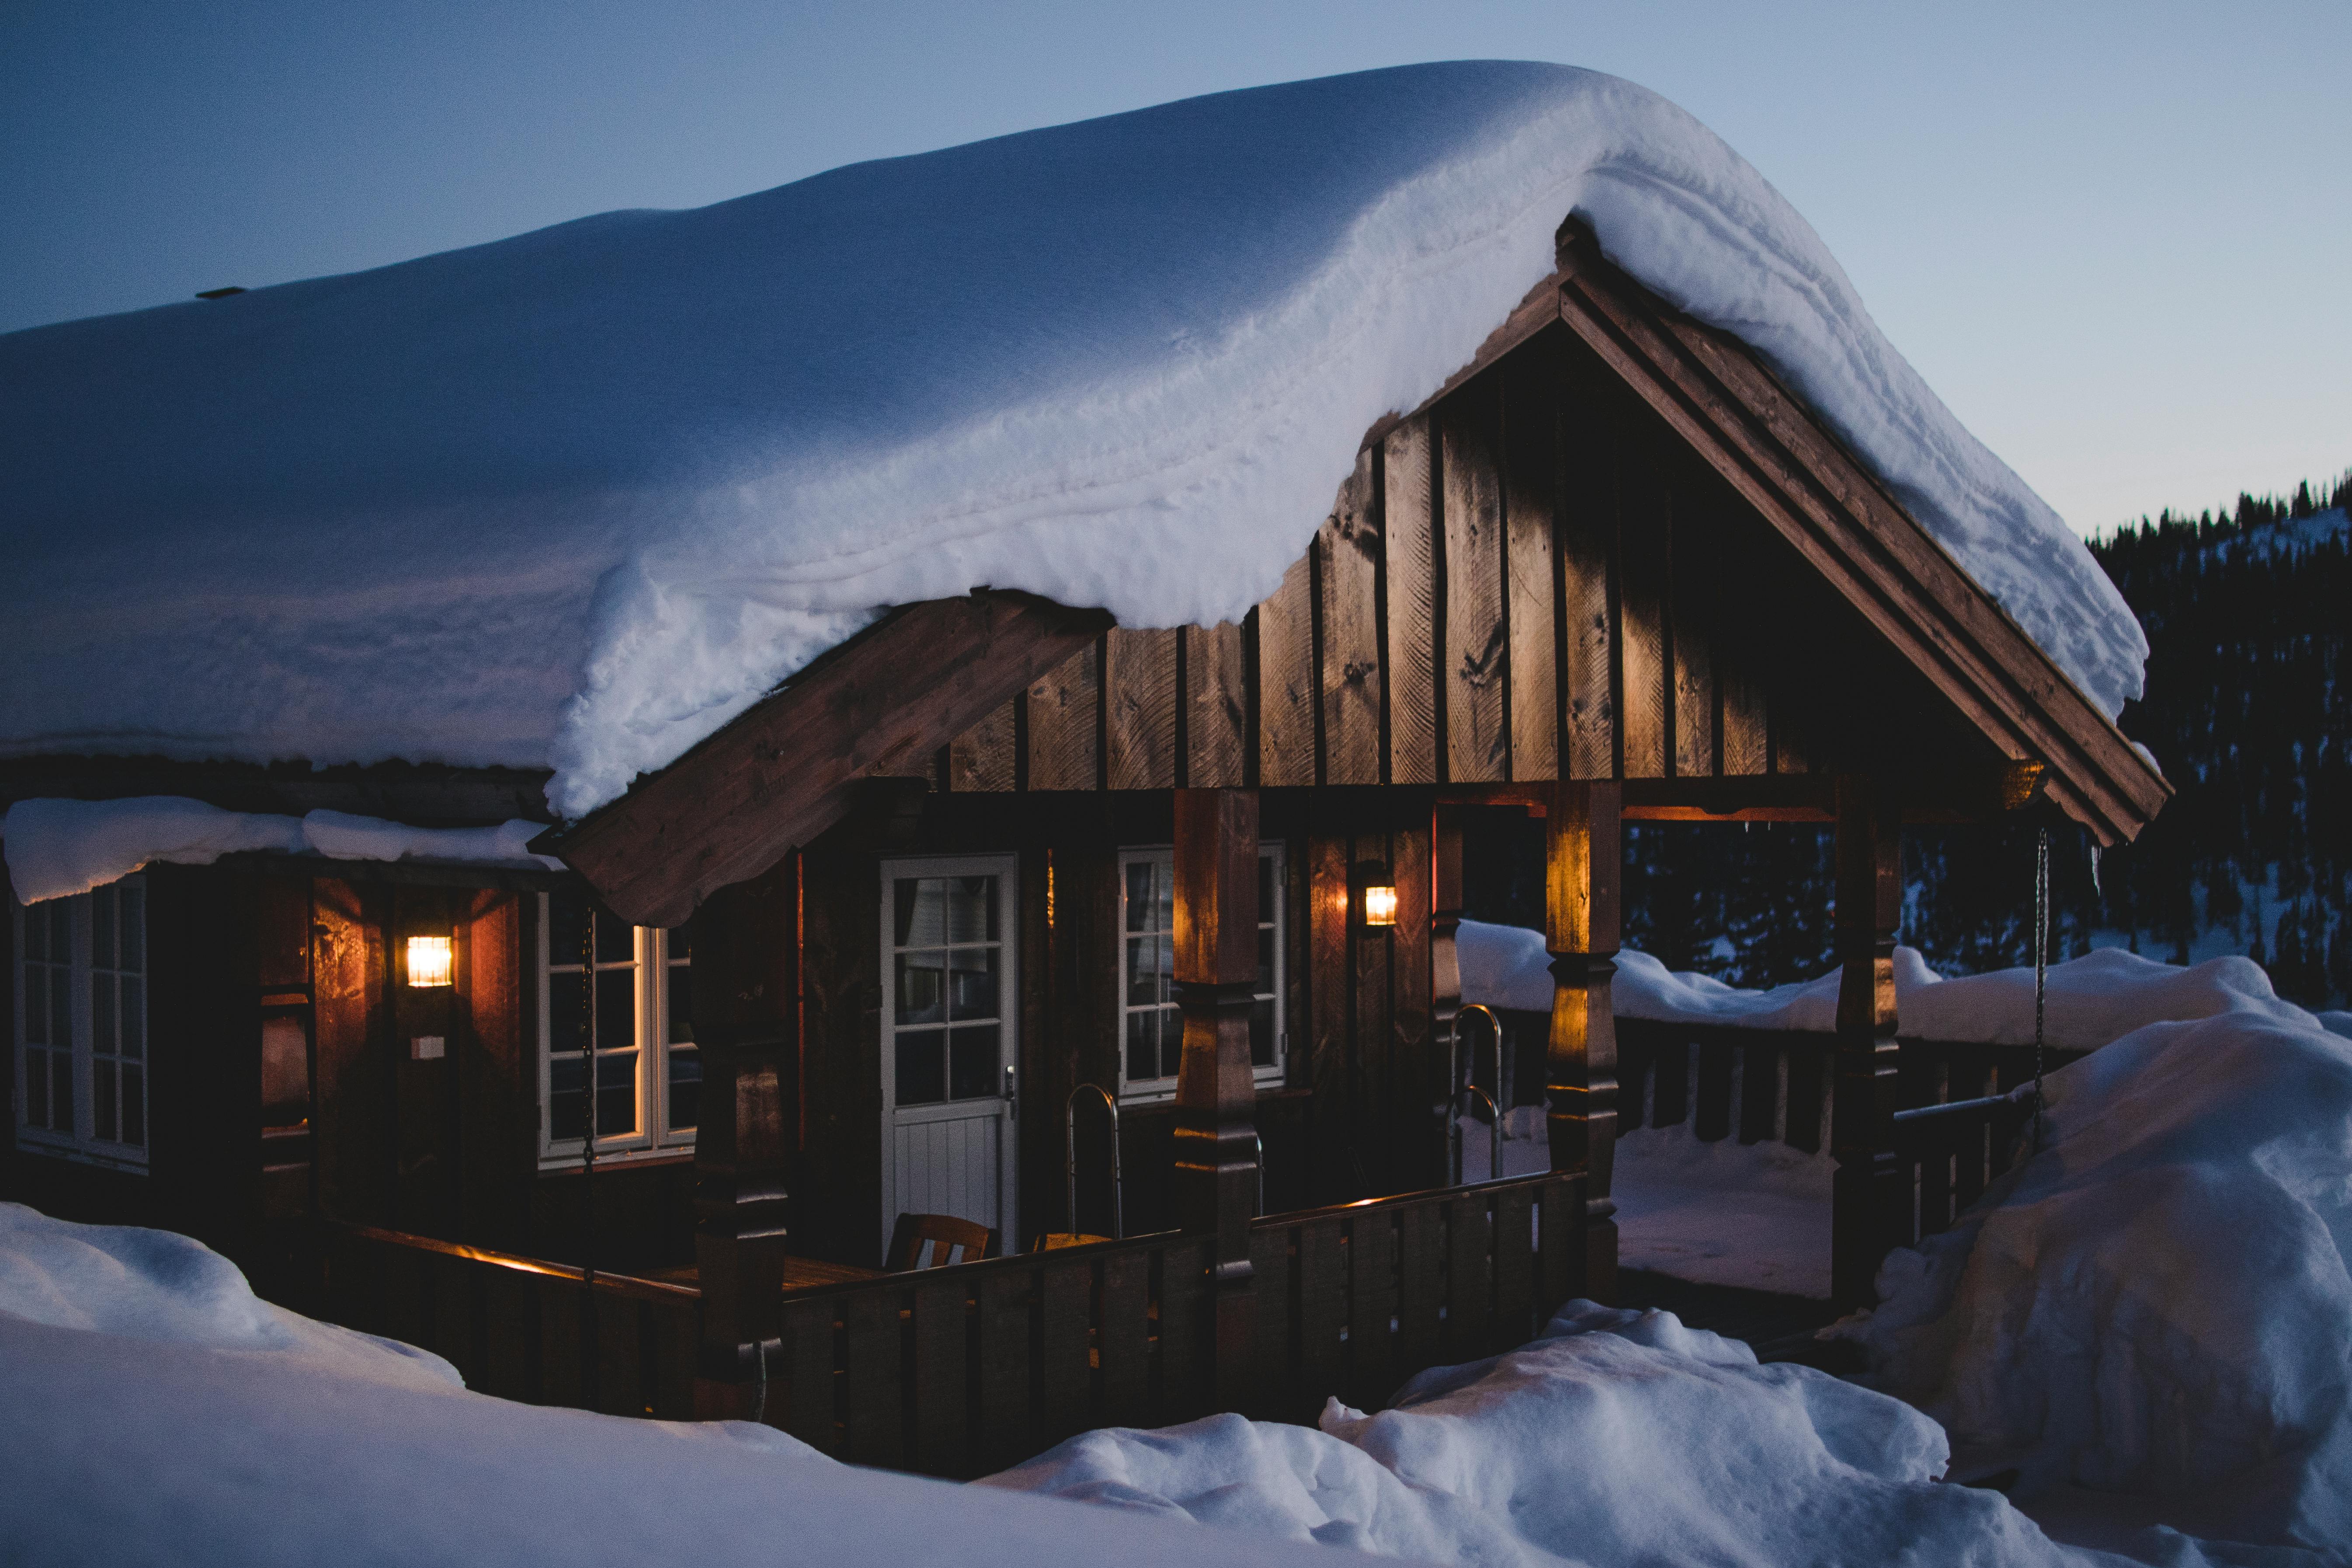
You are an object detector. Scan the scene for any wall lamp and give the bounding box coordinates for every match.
[405,935,453,989]
[1355,862,1398,930]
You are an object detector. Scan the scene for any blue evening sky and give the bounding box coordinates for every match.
[3,0,2345,535]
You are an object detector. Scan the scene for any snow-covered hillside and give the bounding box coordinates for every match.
[0,62,2144,819]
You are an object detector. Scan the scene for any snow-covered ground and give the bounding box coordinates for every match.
[0,63,2142,821]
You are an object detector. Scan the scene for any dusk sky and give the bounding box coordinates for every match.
[4,0,2345,537]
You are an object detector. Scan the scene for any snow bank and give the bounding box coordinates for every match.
[1613,1126,1833,1296]
[1459,920,2303,1050]
[0,1205,1370,1568]
[3,795,562,904]
[985,1298,2084,1566]
[1832,1011,2352,1554]
[0,63,2143,819]
[0,1203,460,1389]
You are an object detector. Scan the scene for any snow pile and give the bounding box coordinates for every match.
[0,63,2143,818]
[3,794,562,904]
[1459,919,2303,1050]
[1831,1009,2352,1554]
[0,1205,1372,1568]
[0,1203,460,1389]
[986,1298,2085,1566]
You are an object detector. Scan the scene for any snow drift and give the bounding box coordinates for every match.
[0,63,2144,819]
[985,1298,2081,1566]
[1833,1009,2352,1555]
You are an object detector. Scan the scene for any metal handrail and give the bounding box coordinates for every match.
[1448,1003,1506,1185]
[1451,1084,1504,1185]
[1065,1083,1123,1240]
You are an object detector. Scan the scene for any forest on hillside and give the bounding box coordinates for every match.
[1462,469,2352,1009]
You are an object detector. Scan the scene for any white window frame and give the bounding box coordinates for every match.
[535,894,697,1170]
[1115,844,1285,1104]
[13,877,149,1172]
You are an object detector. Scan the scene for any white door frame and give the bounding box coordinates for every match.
[878,853,1018,1257]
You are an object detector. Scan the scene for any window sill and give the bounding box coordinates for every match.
[13,1137,149,1175]
[536,1148,696,1177]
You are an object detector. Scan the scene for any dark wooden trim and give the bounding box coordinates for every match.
[549,592,1112,928]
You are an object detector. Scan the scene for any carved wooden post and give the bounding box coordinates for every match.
[1831,775,1905,1308]
[1546,781,1620,1300]
[690,857,799,1420]
[1431,806,1465,1185]
[1172,787,1260,1409]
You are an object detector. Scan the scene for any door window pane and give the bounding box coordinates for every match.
[895,953,946,1025]
[896,1029,946,1106]
[947,946,999,1021]
[949,1025,999,1101]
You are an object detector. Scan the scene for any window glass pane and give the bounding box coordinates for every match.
[548,1056,586,1143]
[948,1025,999,1101]
[49,904,71,962]
[550,970,591,1054]
[593,911,634,966]
[1257,853,1275,920]
[947,946,999,1021]
[1257,927,1275,995]
[593,968,636,1050]
[1160,1009,1184,1081]
[120,886,144,972]
[24,908,46,962]
[93,973,115,1054]
[665,962,694,1044]
[1250,999,1275,1067]
[94,1058,117,1143]
[667,1047,701,1132]
[120,977,144,1060]
[895,1029,945,1106]
[894,879,943,949]
[547,893,592,968]
[595,1050,637,1138]
[895,953,946,1026]
[1125,862,1154,933]
[120,1066,145,1148]
[1124,936,1156,1007]
[50,963,70,1046]
[1125,1010,1159,1085]
[25,1046,49,1128]
[666,919,692,965]
[93,887,115,970]
[947,876,995,945]
[261,1015,310,1123]
[1155,863,1174,937]
[24,965,45,1045]
[53,1047,73,1134]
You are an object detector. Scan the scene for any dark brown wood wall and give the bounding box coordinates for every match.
[941,326,1833,799]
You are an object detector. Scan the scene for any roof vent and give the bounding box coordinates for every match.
[194,286,246,300]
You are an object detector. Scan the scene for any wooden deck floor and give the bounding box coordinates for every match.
[1612,1269,1863,1373]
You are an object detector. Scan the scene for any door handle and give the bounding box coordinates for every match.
[1004,1063,1017,1120]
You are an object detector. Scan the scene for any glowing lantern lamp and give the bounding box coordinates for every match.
[406,935,454,988]
[1361,879,1399,929]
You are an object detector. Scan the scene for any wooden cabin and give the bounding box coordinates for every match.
[3,223,2165,1467]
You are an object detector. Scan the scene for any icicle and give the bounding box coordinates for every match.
[2089,842,2102,898]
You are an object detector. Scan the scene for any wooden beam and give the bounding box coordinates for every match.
[1383,419,1438,786]
[1549,226,2168,844]
[1320,452,1384,787]
[1171,787,1261,1409]
[1544,780,1620,1300]
[547,592,1111,928]
[689,859,800,1417]
[1830,775,1904,1309]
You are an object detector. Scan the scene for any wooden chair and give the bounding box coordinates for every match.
[885,1212,997,1272]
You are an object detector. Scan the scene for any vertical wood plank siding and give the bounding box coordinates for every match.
[942,330,1807,796]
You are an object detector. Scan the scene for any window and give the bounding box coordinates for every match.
[1116,845,1284,1102]
[14,877,147,1169]
[537,892,696,1168]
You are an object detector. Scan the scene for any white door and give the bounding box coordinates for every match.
[879,855,1017,1257]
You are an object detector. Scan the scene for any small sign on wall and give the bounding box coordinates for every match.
[410,1036,445,1061]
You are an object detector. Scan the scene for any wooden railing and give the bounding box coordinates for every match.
[764,1168,1586,1477]
[306,1170,1584,1477]
[1494,1009,2087,1252]
[315,1223,701,1419]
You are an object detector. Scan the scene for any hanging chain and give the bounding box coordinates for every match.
[2032,827,2050,1156]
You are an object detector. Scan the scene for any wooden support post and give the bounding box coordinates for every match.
[1431,807,1466,1184]
[1545,781,1621,1301]
[690,858,800,1420]
[1172,787,1261,1411]
[1831,775,1905,1309]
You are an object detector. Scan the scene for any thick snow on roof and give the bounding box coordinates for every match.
[0,62,2146,820]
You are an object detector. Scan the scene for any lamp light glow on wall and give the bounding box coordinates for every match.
[406,935,453,988]
[1357,862,1399,930]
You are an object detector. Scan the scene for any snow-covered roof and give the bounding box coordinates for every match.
[0,62,2147,821]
